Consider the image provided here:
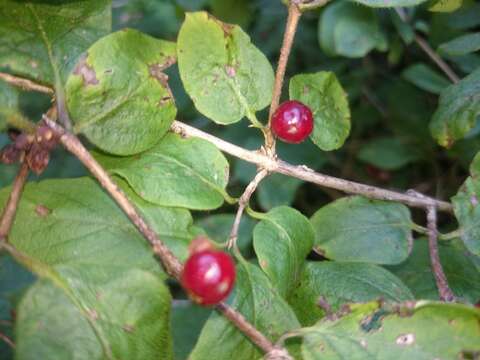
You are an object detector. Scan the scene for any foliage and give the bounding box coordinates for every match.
[0,0,480,359]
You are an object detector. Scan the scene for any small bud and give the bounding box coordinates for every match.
[14,133,34,151]
[26,143,50,175]
[36,124,57,150]
[0,144,21,164]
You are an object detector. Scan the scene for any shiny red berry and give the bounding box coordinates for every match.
[271,100,314,143]
[181,250,236,306]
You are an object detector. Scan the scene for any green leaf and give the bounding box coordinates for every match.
[95,133,230,210]
[0,0,111,86]
[290,72,351,151]
[197,214,256,254]
[290,261,413,326]
[388,239,480,303]
[0,81,20,132]
[438,32,480,56]
[430,67,480,147]
[319,2,387,58]
[177,12,274,124]
[310,196,413,264]
[429,0,463,12]
[402,63,450,95]
[349,0,429,7]
[445,2,480,30]
[452,152,480,255]
[16,266,173,360]
[190,261,300,360]
[357,137,420,170]
[300,301,480,359]
[171,301,211,360]
[66,29,177,156]
[253,206,314,298]
[0,177,195,267]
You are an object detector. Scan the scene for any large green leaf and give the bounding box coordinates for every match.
[0,176,181,359]
[171,301,211,360]
[0,81,20,132]
[430,67,480,147]
[16,265,173,360]
[290,72,351,151]
[190,261,300,360]
[318,2,387,58]
[349,0,429,7]
[0,177,195,267]
[253,206,314,298]
[0,0,111,86]
[290,261,413,326]
[67,29,177,155]
[452,152,480,255]
[401,63,450,95]
[300,301,480,359]
[94,133,230,210]
[310,196,413,264]
[439,32,480,56]
[388,239,480,303]
[177,12,274,124]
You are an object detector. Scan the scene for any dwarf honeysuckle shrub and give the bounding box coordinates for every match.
[0,0,479,359]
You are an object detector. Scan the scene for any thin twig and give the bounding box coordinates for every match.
[394,8,460,84]
[0,72,53,94]
[0,163,29,241]
[0,332,15,349]
[215,303,288,354]
[171,121,453,212]
[228,169,269,249]
[44,118,286,357]
[266,2,302,151]
[427,206,456,302]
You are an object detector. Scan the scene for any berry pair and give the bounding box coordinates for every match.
[181,238,236,306]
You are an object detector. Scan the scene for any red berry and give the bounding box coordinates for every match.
[271,100,314,143]
[181,250,236,306]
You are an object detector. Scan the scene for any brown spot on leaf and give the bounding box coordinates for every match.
[122,324,135,333]
[74,54,99,86]
[396,333,415,346]
[159,96,171,106]
[35,204,51,217]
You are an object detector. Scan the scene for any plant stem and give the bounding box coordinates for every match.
[0,163,29,241]
[427,206,456,302]
[0,72,53,94]
[266,2,302,153]
[0,332,15,349]
[171,121,453,212]
[44,117,288,357]
[394,8,460,84]
[228,169,269,249]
